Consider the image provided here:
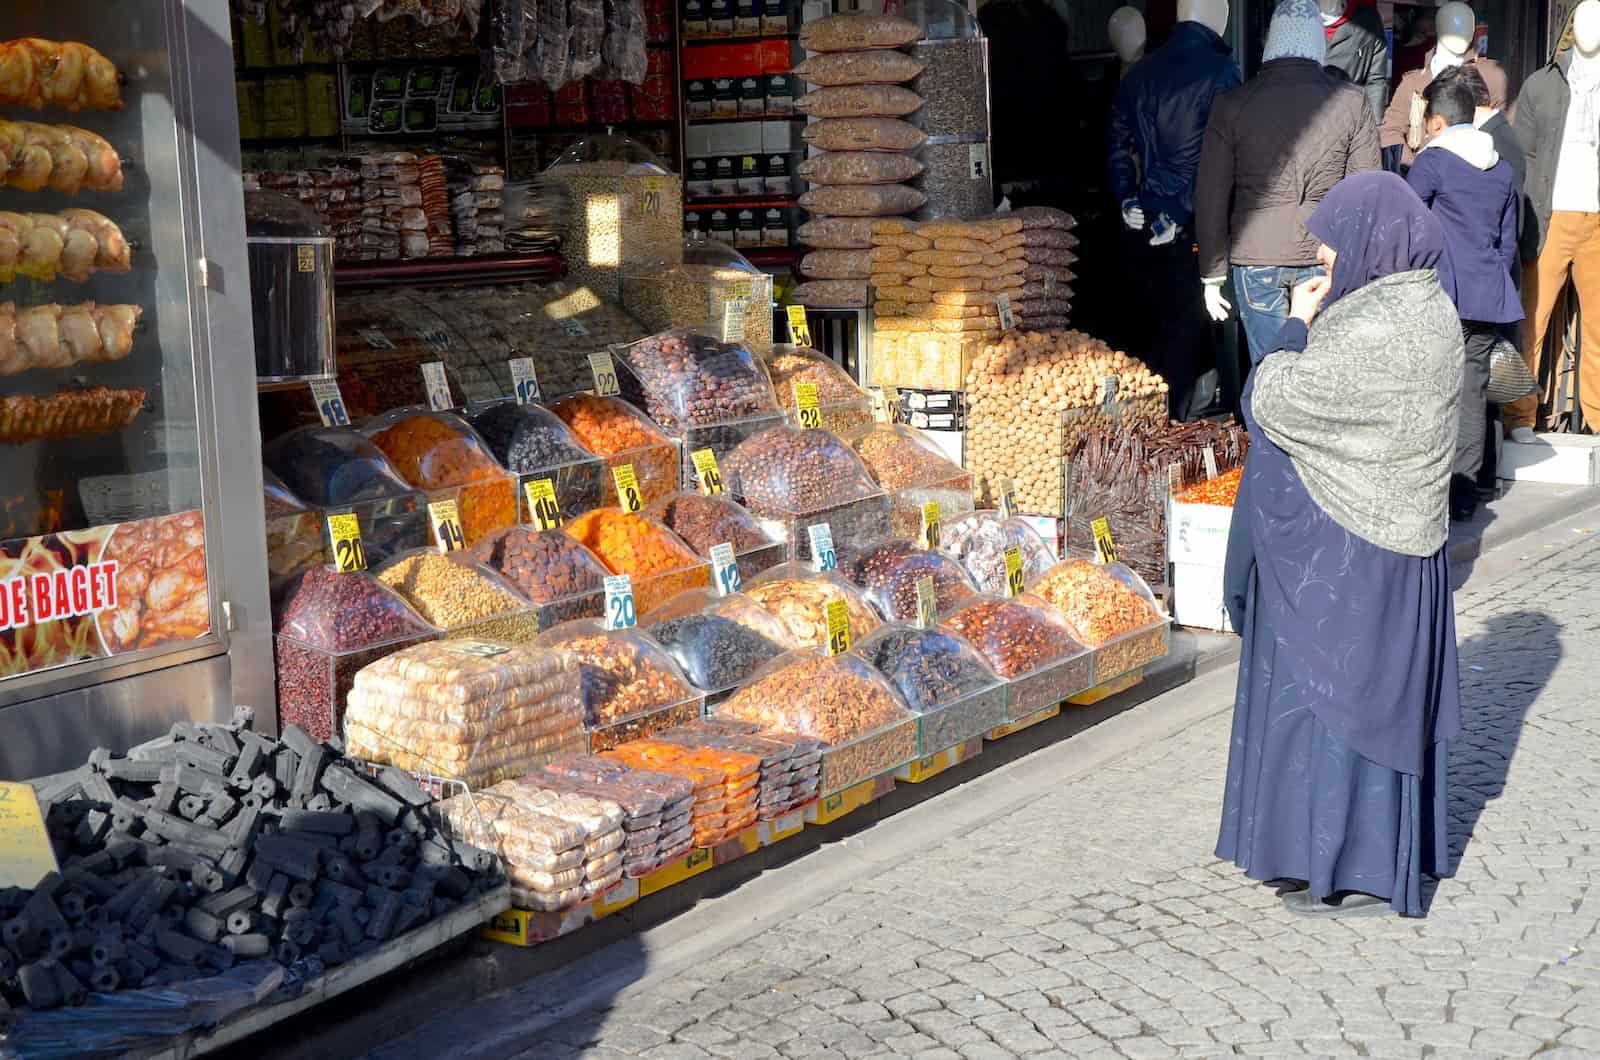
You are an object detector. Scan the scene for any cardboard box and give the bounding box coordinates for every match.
[1172,561,1233,633]
[1167,499,1233,566]
[1500,433,1600,486]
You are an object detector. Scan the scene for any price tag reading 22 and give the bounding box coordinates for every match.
[589,350,620,397]
[612,464,642,513]
[326,512,366,573]
[428,499,465,553]
[824,597,850,656]
[524,479,562,530]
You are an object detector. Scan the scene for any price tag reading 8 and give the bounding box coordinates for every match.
[509,357,542,405]
[1092,517,1118,565]
[421,362,453,411]
[604,575,637,630]
[523,479,562,530]
[1003,545,1025,597]
[807,523,837,572]
[326,512,366,573]
[691,448,725,495]
[824,597,850,656]
[786,304,812,348]
[915,575,936,630]
[309,378,350,427]
[793,382,822,430]
[588,350,620,397]
[612,464,643,512]
[710,542,741,596]
[428,499,466,553]
[919,501,941,550]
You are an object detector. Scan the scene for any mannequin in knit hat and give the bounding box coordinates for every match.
[1194,0,1381,388]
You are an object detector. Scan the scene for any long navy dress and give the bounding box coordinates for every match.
[1217,325,1462,918]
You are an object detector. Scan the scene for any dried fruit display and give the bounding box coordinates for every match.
[549,394,679,509]
[763,346,874,434]
[646,491,784,576]
[941,596,1091,717]
[843,538,978,623]
[1177,467,1243,507]
[0,302,140,375]
[467,526,608,629]
[466,401,604,521]
[97,510,209,654]
[856,625,1006,751]
[1029,560,1168,681]
[376,550,540,644]
[615,329,778,430]
[563,509,709,618]
[0,39,123,111]
[940,511,1056,596]
[849,423,975,539]
[365,410,518,546]
[741,567,881,650]
[538,622,703,751]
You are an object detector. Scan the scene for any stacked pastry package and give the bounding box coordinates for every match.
[343,641,587,789]
[602,740,761,847]
[449,160,509,257]
[654,718,824,818]
[418,156,455,258]
[247,164,363,260]
[502,180,567,254]
[509,784,628,902]
[792,13,928,310]
[359,152,429,260]
[538,753,696,876]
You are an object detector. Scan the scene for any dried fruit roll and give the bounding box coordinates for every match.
[0,39,123,112]
[0,302,142,375]
[0,121,124,195]
[0,209,130,283]
[0,385,146,444]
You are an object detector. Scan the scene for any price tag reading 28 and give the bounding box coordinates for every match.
[524,479,562,530]
[1092,517,1118,565]
[326,512,366,573]
[710,542,741,596]
[1003,545,1025,597]
[612,464,643,513]
[824,597,850,656]
[691,449,725,495]
[428,499,466,553]
[589,350,621,397]
[604,575,637,630]
[793,382,822,429]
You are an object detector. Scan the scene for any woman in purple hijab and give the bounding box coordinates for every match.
[1217,172,1464,917]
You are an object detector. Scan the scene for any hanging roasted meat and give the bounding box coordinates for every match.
[0,210,130,283]
[0,121,123,195]
[0,386,146,444]
[0,39,123,112]
[0,302,141,375]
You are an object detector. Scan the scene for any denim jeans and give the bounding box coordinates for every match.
[1233,265,1323,366]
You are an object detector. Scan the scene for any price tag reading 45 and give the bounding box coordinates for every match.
[1003,545,1025,597]
[309,378,350,427]
[589,350,620,397]
[919,501,941,550]
[807,522,837,573]
[612,464,642,513]
[421,361,453,412]
[824,597,850,656]
[691,449,725,495]
[710,542,741,596]
[786,304,812,348]
[1092,517,1118,565]
[509,357,542,405]
[326,512,367,573]
[793,382,822,429]
[429,499,466,553]
[604,575,637,630]
[524,479,562,530]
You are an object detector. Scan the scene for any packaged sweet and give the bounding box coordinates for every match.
[842,538,978,622]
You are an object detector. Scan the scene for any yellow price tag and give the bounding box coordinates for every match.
[524,479,563,530]
[428,499,466,553]
[919,501,941,550]
[691,449,725,495]
[824,597,850,656]
[326,512,367,572]
[1092,517,1118,565]
[589,350,620,397]
[0,782,59,888]
[1003,545,1025,597]
[786,304,812,348]
[793,382,822,430]
[613,464,642,513]
[915,575,936,629]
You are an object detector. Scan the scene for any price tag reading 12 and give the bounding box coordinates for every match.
[807,522,837,572]
[824,597,850,656]
[509,357,541,405]
[589,350,620,397]
[604,574,637,630]
[428,499,465,553]
[793,382,822,429]
[524,479,562,530]
[309,378,350,427]
[1004,545,1025,597]
[1092,517,1118,565]
[612,464,642,513]
[326,512,366,572]
[786,304,812,348]
[691,448,725,495]
[710,542,741,596]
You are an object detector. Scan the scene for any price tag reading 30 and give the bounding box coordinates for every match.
[326,512,366,573]
[786,304,812,348]
[793,382,822,429]
[808,523,837,573]
[309,378,350,427]
[428,499,465,553]
[691,449,725,495]
[1003,545,1025,597]
[824,597,850,656]
[421,361,453,411]
[524,479,562,530]
[710,542,741,596]
[919,501,941,550]
[589,350,620,397]
[1092,517,1118,565]
[604,575,637,630]
[509,357,542,405]
[612,464,642,512]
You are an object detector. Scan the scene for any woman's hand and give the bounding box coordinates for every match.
[1290,273,1332,325]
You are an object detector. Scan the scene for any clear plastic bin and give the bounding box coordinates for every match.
[645,588,790,703]
[646,491,787,580]
[549,394,682,509]
[272,566,439,741]
[941,595,1092,719]
[263,470,325,582]
[855,624,1007,752]
[537,619,707,752]
[849,424,977,541]
[741,562,885,650]
[842,538,980,623]
[612,328,780,432]
[724,425,893,563]
[465,400,606,522]
[563,508,712,619]
[764,345,875,435]
[362,408,519,546]
[623,236,775,355]
[374,548,543,645]
[940,510,1057,596]
[466,526,611,631]
[675,410,789,491]
[1028,560,1171,684]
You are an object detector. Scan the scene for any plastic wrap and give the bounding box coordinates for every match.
[345,641,585,787]
[940,595,1091,718]
[646,491,786,578]
[602,0,650,84]
[843,538,978,622]
[724,426,892,562]
[856,624,1006,750]
[941,510,1056,595]
[550,394,680,509]
[467,526,610,629]
[264,470,324,582]
[535,0,572,87]
[375,548,542,643]
[764,346,874,434]
[614,328,779,430]
[741,564,882,649]
[486,0,537,81]
[646,590,789,698]
[363,409,518,546]
[652,718,823,821]
[795,50,926,86]
[1029,560,1170,682]
[563,509,711,618]
[443,781,615,911]
[542,135,682,300]
[466,400,606,521]
[849,423,976,539]
[622,238,775,355]
[570,0,607,81]
[536,620,705,751]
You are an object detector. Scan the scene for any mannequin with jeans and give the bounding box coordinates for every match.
[1107,0,1240,418]
[1196,0,1380,371]
[1509,1,1600,439]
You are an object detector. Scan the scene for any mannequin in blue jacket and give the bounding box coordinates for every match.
[1107,0,1241,419]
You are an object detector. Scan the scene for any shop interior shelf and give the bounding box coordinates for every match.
[335,254,567,289]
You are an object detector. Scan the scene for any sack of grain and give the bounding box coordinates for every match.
[795,50,926,86]
[794,278,870,307]
[805,117,927,152]
[802,249,873,279]
[801,184,927,217]
[870,245,904,262]
[872,219,915,236]
[908,249,981,267]
[878,284,931,303]
[798,151,925,185]
[796,84,923,119]
[933,236,993,253]
[799,13,922,52]
[911,273,986,293]
[1027,247,1078,267]
[871,259,928,278]
[798,216,878,249]
[1021,229,1080,249]
[1011,205,1076,230]
[876,232,932,251]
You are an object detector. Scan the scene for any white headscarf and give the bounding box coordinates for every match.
[1263,0,1328,64]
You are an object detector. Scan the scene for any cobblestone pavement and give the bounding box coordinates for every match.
[507,531,1600,1059]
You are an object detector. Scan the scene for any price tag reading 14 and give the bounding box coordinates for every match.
[604,575,637,630]
[710,542,741,596]
[326,512,366,573]
[793,382,822,429]
[428,499,465,553]
[309,378,350,427]
[824,597,850,656]
[589,350,620,397]
[612,464,642,513]
[524,479,562,530]
[691,448,725,495]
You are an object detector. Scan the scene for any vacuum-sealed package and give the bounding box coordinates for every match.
[467,526,610,629]
[940,595,1091,718]
[799,13,922,52]
[1028,559,1169,682]
[842,537,978,623]
[855,624,1006,751]
[537,619,705,751]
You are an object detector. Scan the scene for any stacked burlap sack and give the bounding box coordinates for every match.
[344,641,587,789]
[792,13,928,310]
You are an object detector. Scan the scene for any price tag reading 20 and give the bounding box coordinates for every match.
[824,597,850,656]
[1003,545,1025,597]
[524,479,562,530]
[807,522,837,572]
[604,575,637,630]
[588,350,621,397]
[793,382,822,430]
[612,464,643,513]
[428,499,465,553]
[326,512,367,573]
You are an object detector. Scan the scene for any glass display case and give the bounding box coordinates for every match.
[0,1,273,777]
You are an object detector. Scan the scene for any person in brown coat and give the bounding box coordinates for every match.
[1380,1,1508,170]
